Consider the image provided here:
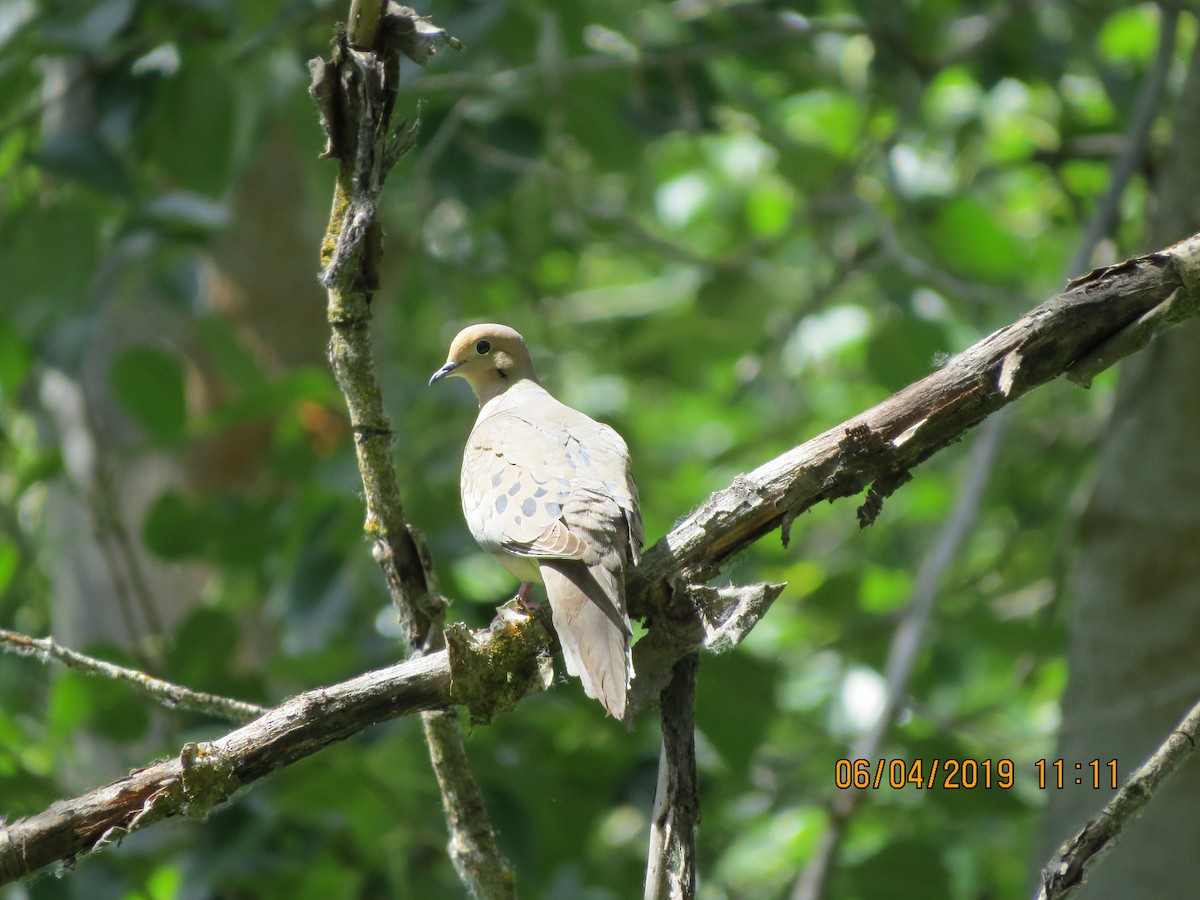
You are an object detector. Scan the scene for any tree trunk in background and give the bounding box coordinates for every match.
[1033,42,1200,897]
[44,118,325,668]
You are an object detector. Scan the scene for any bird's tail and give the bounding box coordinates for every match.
[540,559,633,721]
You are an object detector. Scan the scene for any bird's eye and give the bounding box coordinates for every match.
[475,340,491,354]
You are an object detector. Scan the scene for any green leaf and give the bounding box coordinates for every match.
[0,537,16,594]
[778,90,862,159]
[143,60,237,196]
[146,865,184,900]
[744,175,794,239]
[50,664,150,743]
[846,839,953,900]
[0,314,31,398]
[696,651,780,776]
[0,204,100,315]
[860,564,914,613]
[33,130,134,195]
[866,313,951,391]
[166,607,239,689]
[143,489,201,559]
[110,346,187,444]
[144,489,276,567]
[1097,6,1159,65]
[921,196,1027,281]
[716,806,827,895]
[46,671,92,742]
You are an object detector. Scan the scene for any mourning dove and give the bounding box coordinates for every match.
[430,324,643,720]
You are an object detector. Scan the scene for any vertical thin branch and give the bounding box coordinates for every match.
[645,653,700,900]
[310,5,515,897]
[424,709,518,899]
[313,27,439,646]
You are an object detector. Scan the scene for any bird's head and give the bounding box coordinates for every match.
[429,323,539,405]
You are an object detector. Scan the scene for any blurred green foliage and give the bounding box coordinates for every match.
[0,0,1181,897]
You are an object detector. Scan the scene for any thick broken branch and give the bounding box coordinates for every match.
[628,581,784,715]
[4,233,1200,885]
[628,234,1200,615]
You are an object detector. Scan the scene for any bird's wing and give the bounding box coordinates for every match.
[461,390,640,562]
[461,406,590,561]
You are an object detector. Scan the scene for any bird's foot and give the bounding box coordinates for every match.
[514,582,542,611]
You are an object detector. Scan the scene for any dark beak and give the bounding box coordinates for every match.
[429,361,459,385]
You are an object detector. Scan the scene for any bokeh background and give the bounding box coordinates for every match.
[3,1,1200,898]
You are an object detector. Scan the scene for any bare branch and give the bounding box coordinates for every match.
[312,7,513,898]
[0,629,264,723]
[424,709,518,900]
[311,14,440,645]
[629,582,784,716]
[629,235,1200,616]
[0,646,457,884]
[644,654,700,900]
[1036,694,1200,899]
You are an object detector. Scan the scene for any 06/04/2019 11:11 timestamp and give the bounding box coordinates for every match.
[833,758,1119,790]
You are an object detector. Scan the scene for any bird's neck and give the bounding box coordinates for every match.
[473,372,540,408]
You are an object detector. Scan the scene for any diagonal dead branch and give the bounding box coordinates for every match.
[1036,693,1200,900]
[627,234,1200,614]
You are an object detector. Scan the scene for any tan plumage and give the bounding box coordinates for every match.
[430,324,643,720]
